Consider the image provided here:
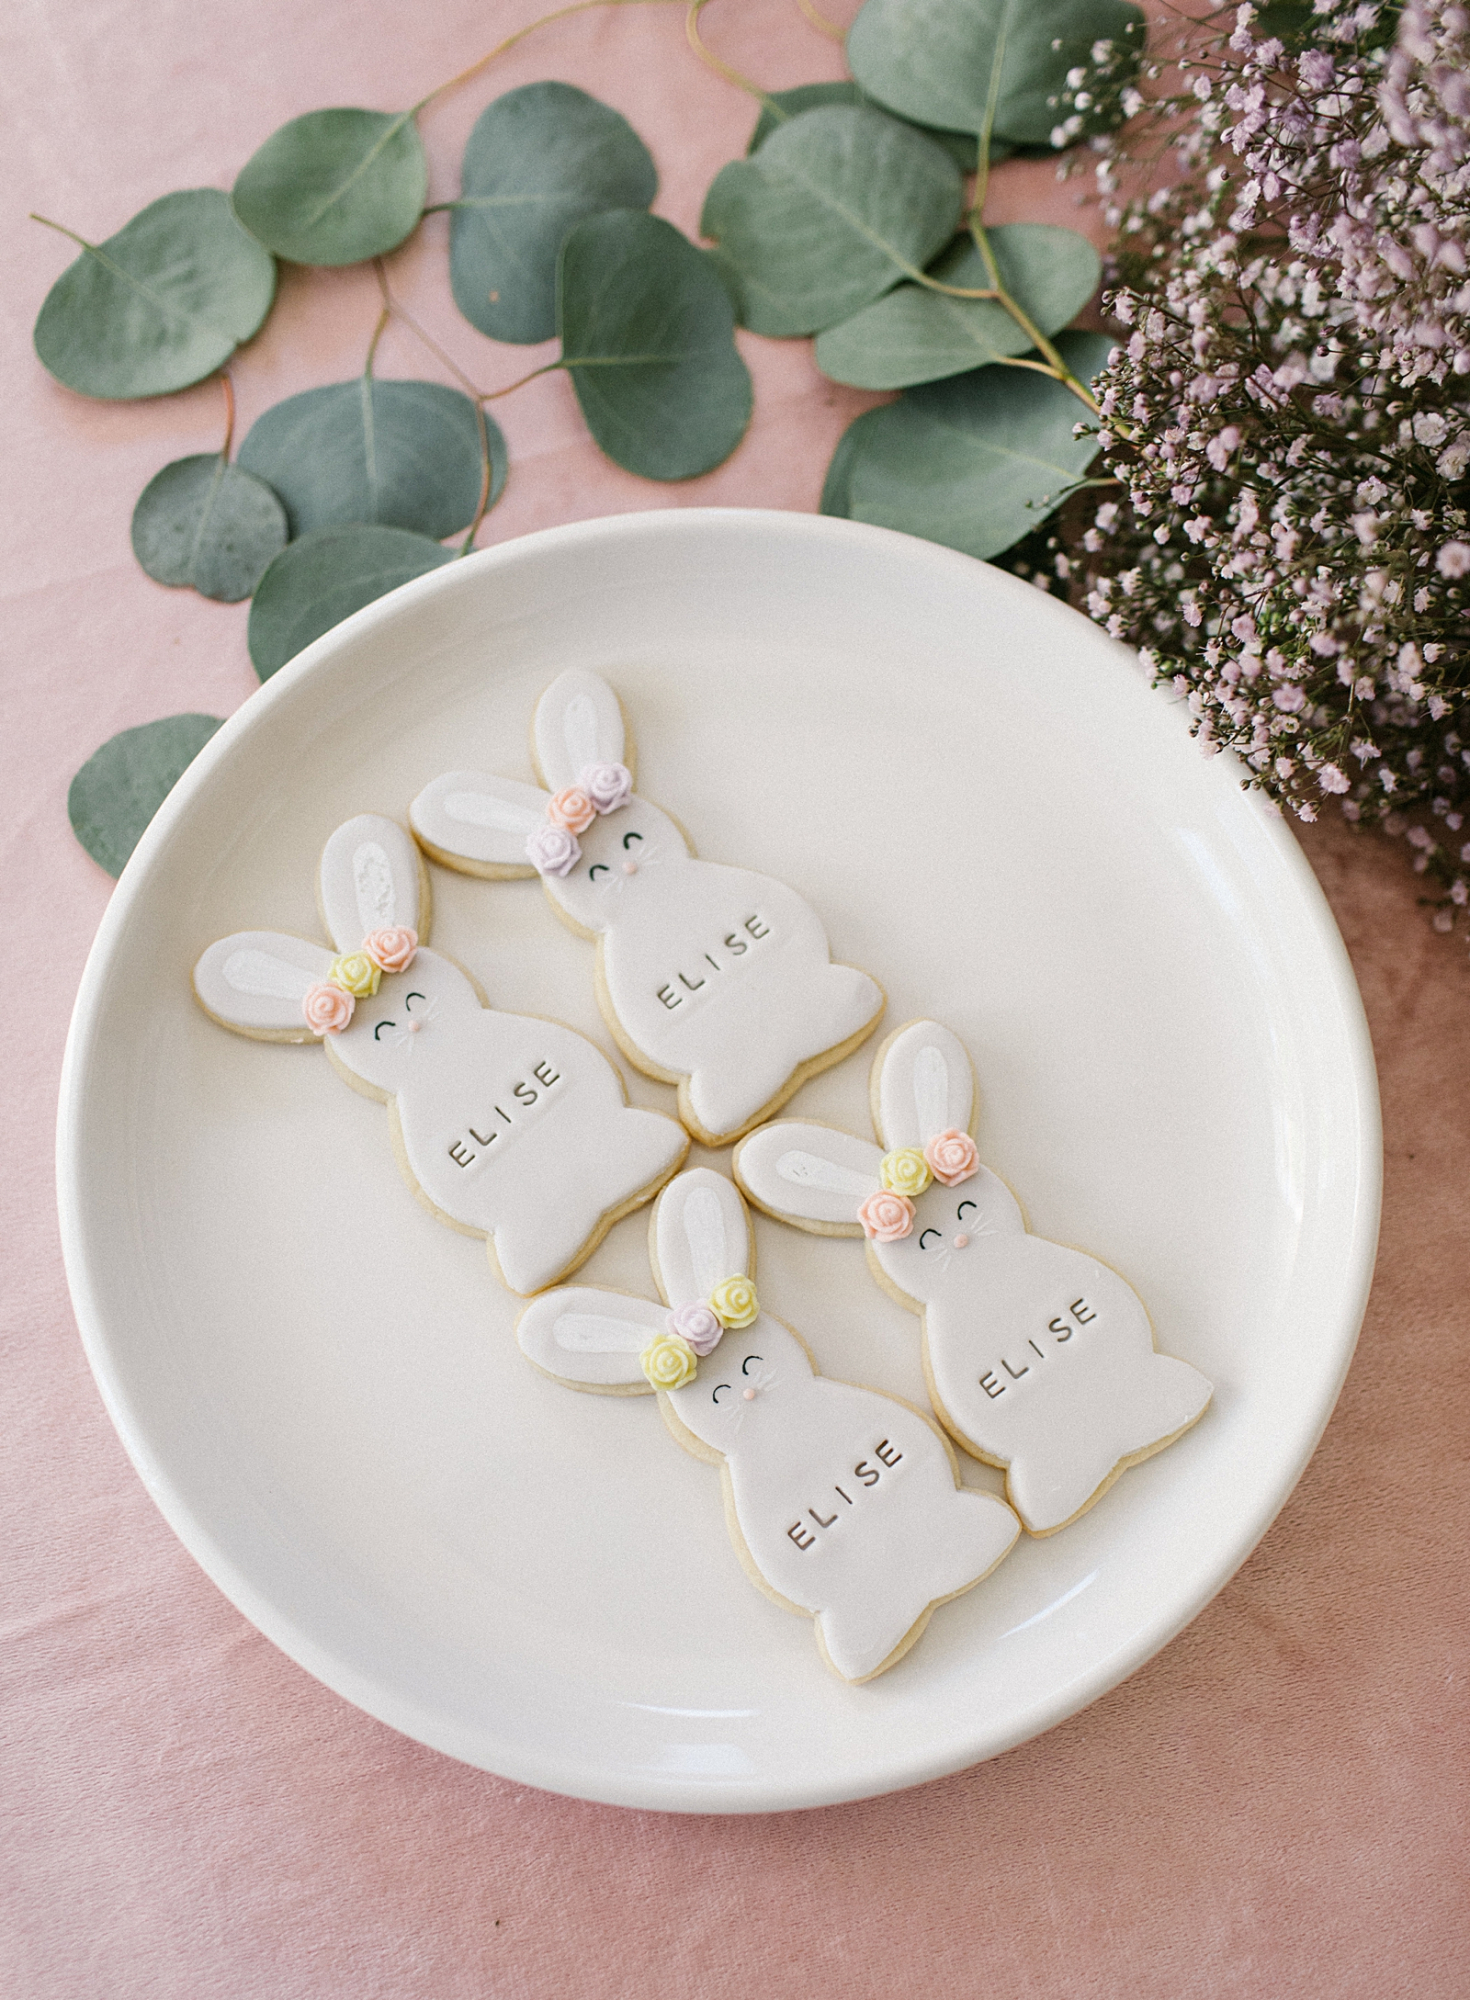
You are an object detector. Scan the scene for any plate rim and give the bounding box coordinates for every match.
[55,507,1383,1812]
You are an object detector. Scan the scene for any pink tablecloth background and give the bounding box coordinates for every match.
[3,3,1467,1994]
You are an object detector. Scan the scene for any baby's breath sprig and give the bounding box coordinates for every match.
[1079,0,1470,932]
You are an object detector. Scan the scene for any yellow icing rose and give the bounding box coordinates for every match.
[880,1147,932,1198]
[641,1332,698,1390]
[709,1275,758,1329]
[329,952,381,999]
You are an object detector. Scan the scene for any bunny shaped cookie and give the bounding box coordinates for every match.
[517,1167,1019,1682]
[410,669,886,1147]
[734,1022,1213,1536]
[192,813,688,1295]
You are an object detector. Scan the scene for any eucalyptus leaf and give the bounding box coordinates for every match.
[746,82,987,170]
[701,104,964,337]
[233,108,427,266]
[130,455,288,602]
[69,714,224,876]
[237,378,499,539]
[847,0,1145,145]
[33,191,276,400]
[248,524,454,681]
[819,420,861,519]
[828,330,1114,558]
[815,223,1101,388]
[450,83,657,345]
[558,210,751,481]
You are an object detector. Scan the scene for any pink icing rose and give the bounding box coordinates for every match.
[857,1189,915,1242]
[525,823,581,876]
[302,981,354,1035]
[668,1302,723,1356]
[580,761,634,814]
[363,926,418,975]
[546,787,597,835]
[924,1128,979,1186]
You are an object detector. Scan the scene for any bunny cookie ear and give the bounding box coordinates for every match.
[651,1169,752,1309]
[319,815,428,951]
[409,771,551,878]
[193,931,336,1041]
[734,1123,882,1234]
[517,1286,668,1393]
[873,1021,976,1151]
[531,670,633,794]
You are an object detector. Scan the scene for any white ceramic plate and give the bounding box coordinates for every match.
[57,510,1380,1812]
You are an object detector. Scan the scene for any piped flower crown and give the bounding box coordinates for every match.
[301,927,419,1036]
[640,1274,758,1389]
[856,1130,979,1242]
[525,761,634,877]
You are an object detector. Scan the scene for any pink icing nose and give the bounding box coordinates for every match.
[953,1232,969,1249]
[622,859,638,875]
[742,1387,757,1401]
[407,1020,421,1034]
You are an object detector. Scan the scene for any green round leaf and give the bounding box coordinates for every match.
[130,454,288,602]
[248,524,454,681]
[848,0,1145,145]
[828,330,1113,558]
[69,714,224,876]
[233,108,427,266]
[558,210,752,482]
[33,191,276,400]
[237,379,500,539]
[815,224,1101,389]
[450,82,658,345]
[819,420,862,519]
[700,104,963,337]
[747,81,988,170]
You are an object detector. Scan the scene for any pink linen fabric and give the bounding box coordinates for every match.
[2,3,1467,1996]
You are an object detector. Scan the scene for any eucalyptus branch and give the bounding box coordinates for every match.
[416,0,682,113]
[219,368,236,461]
[686,0,781,111]
[795,0,847,40]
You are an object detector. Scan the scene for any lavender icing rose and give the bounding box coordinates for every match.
[668,1301,723,1356]
[856,1188,915,1242]
[302,981,355,1035]
[579,760,633,814]
[525,822,581,876]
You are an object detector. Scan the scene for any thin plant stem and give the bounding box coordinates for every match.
[686,0,780,111]
[795,0,846,41]
[416,0,682,112]
[29,212,91,249]
[219,369,236,461]
[363,304,391,378]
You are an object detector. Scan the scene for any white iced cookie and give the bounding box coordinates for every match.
[733,1021,1213,1537]
[516,1167,1019,1683]
[410,669,886,1147]
[192,813,688,1296]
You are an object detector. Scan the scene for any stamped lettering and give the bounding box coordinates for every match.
[449,1060,565,1169]
[979,1298,1100,1396]
[652,914,772,1011]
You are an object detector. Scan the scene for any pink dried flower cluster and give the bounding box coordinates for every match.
[1079,0,1470,929]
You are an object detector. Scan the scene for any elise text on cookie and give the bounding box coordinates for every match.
[655,914,771,1009]
[448,1060,563,1167]
[979,1299,1100,1397]
[785,1439,906,1549]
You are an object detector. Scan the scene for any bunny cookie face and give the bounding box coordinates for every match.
[733,1020,1214,1537]
[192,813,688,1296]
[515,1168,1019,1682]
[410,669,886,1148]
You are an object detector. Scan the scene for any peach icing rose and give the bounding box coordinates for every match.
[641,1331,699,1390]
[857,1189,915,1242]
[924,1128,979,1186]
[668,1302,723,1355]
[302,981,355,1035]
[879,1147,932,1198]
[709,1275,758,1329]
[328,952,380,998]
[363,926,418,975]
[546,787,597,835]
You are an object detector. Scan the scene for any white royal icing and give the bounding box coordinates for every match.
[410,672,885,1144]
[734,1023,1214,1535]
[192,815,688,1295]
[516,1169,1020,1681]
